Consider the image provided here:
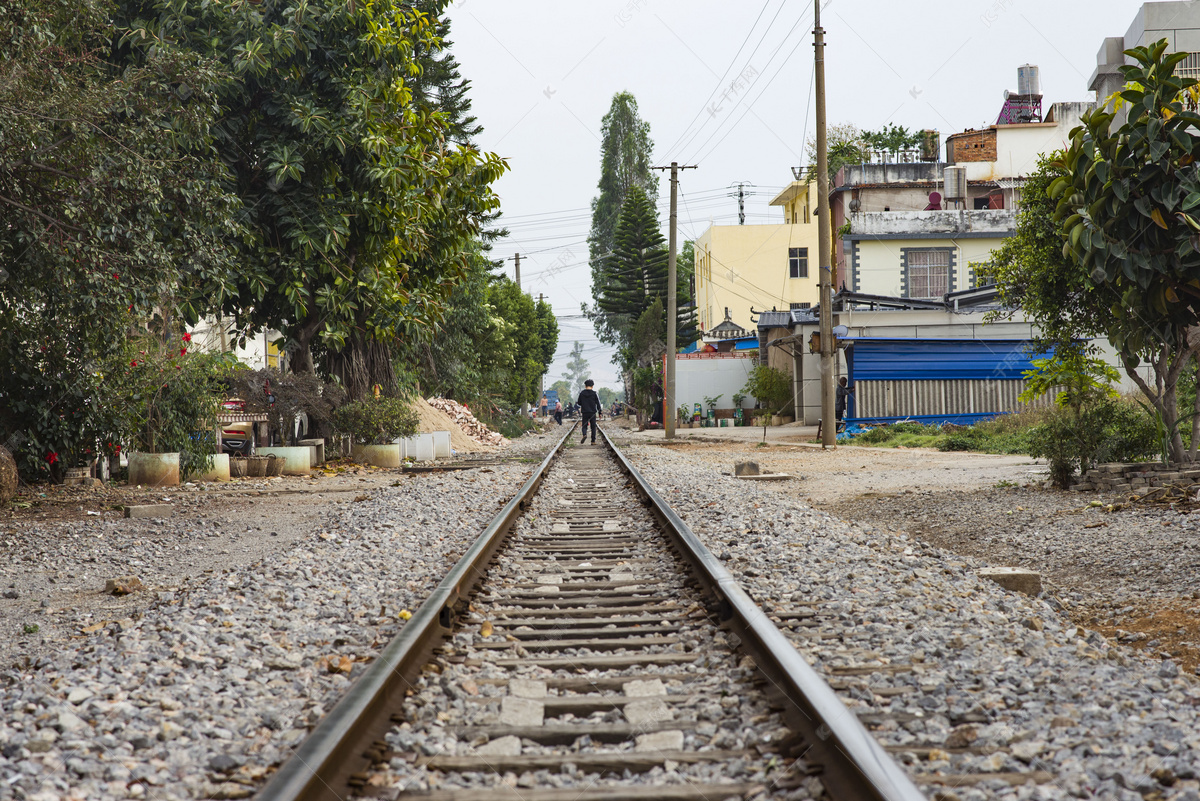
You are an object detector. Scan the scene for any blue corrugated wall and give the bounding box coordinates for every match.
[846,338,1044,382]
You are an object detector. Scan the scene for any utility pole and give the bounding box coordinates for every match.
[538,292,545,402]
[652,161,697,440]
[729,182,754,225]
[514,252,521,290]
[815,0,836,448]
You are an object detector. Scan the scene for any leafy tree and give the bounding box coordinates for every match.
[597,387,620,407]
[549,380,573,404]
[861,124,924,158]
[122,0,507,380]
[1050,41,1200,462]
[562,342,591,396]
[0,0,241,481]
[586,92,658,345]
[487,278,556,406]
[805,122,865,184]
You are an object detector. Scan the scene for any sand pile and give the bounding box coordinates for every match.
[409,398,498,454]
[426,397,507,448]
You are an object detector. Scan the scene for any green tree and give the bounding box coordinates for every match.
[549,380,573,404]
[487,278,555,405]
[123,0,507,381]
[586,92,658,345]
[595,187,699,368]
[562,341,591,396]
[805,122,865,184]
[0,0,241,480]
[1050,41,1200,462]
[861,124,923,158]
[597,387,620,407]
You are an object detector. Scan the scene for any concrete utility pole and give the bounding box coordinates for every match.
[729,182,753,225]
[514,252,521,290]
[815,0,836,448]
[652,161,697,440]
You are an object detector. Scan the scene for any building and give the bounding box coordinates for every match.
[756,287,1149,426]
[692,180,820,334]
[1091,1,1200,111]
[833,66,1090,301]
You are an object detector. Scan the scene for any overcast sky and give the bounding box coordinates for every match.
[446,0,1148,390]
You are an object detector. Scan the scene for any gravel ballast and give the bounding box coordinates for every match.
[617,439,1200,801]
[0,436,553,801]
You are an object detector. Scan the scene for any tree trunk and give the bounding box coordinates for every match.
[1122,337,1200,464]
[289,312,325,375]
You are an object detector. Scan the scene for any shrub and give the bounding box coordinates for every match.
[741,365,791,413]
[857,426,897,445]
[333,397,419,445]
[1026,398,1158,488]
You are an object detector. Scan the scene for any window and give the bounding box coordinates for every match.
[906,249,951,298]
[788,247,808,279]
[789,302,811,310]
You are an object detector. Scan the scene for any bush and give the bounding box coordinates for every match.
[333,397,419,445]
[1026,398,1159,488]
[938,432,981,452]
[857,426,897,445]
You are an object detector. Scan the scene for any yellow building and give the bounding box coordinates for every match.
[693,181,820,334]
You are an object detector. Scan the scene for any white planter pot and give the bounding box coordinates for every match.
[127,452,180,487]
[257,446,314,475]
[431,431,451,458]
[195,453,230,482]
[401,433,435,461]
[352,443,402,468]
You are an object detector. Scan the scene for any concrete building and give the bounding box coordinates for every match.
[692,181,820,334]
[844,209,1014,297]
[1090,1,1200,109]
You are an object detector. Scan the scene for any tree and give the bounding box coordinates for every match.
[597,387,620,407]
[0,0,241,480]
[805,122,865,185]
[861,124,924,158]
[586,92,658,345]
[1050,40,1200,462]
[562,342,591,396]
[123,0,507,380]
[549,380,573,404]
[486,278,556,406]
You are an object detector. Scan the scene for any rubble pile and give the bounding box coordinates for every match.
[426,397,506,447]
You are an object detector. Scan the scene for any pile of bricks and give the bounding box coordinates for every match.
[1072,462,1200,493]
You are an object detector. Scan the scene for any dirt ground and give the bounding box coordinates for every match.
[636,437,1200,676]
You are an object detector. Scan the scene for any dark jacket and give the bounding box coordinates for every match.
[576,388,601,417]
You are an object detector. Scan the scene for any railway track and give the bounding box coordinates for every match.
[259,426,924,801]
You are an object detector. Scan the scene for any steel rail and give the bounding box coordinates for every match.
[600,427,927,801]
[258,424,577,801]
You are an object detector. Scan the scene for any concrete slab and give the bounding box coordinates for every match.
[474,735,522,756]
[735,473,795,481]
[624,698,673,725]
[623,679,666,697]
[507,679,547,699]
[734,461,761,476]
[635,730,685,752]
[978,567,1042,596]
[499,696,544,727]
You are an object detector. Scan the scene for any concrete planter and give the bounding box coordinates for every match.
[299,438,325,465]
[127,452,180,487]
[771,415,794,426]
[257,446,314,476]
[352,443,402,468]
[195,453,230,482]
[401,433,436,461]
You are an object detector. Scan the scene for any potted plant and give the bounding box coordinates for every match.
[334,395,419,467]
[732,393,746,426]
[678,404,691,427]
[116,336,222,486]
[741,365,792,427]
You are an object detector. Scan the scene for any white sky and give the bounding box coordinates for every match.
[446,0,1147,390]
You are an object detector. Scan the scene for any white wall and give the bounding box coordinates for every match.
[675,355,758,415]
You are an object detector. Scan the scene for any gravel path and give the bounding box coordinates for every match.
[616,437,1200,801]
[0,435,556,801]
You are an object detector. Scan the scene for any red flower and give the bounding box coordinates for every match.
[180,347,187,355]
[128,305,133,312]
[45,452,58,464]
[130,359,138,367]
[176,365,182,370]
[112,273,119,280]
[182,332,192,342]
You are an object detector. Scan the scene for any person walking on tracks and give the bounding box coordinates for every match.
[554,399,563,426]
[576,379,601,444]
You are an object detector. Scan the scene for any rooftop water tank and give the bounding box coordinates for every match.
[1017,64,1040,97]
[944,166,967,201]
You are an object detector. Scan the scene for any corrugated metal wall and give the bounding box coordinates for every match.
[856,379,1057,418]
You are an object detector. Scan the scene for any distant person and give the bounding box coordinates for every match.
[554,399,563,425]
[577,379,601,445]
[836,376,854,430]
[539,393,548,418]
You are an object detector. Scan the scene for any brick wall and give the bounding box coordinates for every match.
[948,129,997,163]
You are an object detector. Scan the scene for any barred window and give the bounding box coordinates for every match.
[789,302,811,310]
[906,249,951,298]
